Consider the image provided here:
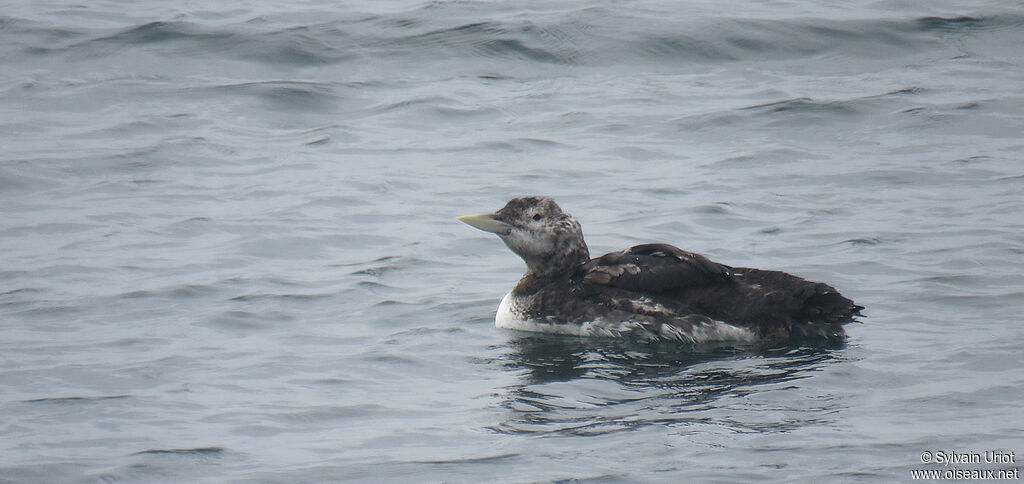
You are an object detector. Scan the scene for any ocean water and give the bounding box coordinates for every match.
[2,0,1023,482]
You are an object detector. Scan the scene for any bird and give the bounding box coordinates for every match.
[458,196,862,344]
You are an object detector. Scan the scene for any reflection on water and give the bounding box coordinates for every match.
[493,334,848,436]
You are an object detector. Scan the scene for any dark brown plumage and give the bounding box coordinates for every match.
[459,196,862,343]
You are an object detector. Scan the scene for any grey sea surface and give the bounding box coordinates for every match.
[2,0,1024,482]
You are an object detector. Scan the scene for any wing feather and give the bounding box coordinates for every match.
[582,243,732,293]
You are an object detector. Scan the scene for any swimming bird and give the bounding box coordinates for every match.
[458,196,861,343]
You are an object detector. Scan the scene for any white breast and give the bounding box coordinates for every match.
[495,292,525,330]
[495,292,596,336]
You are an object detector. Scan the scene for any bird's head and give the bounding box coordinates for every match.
[458,196,590,278]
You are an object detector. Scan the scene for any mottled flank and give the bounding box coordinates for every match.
[463,197,862,343]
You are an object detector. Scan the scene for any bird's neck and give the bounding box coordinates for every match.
[516,244,590,293]
[511,272,555,296]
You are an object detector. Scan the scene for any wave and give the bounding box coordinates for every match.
[198,80,340,112]
[24,394,132,404]
[132,446,225,456]
[3,12,1022,68]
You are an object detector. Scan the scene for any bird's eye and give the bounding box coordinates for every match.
[532,214,543,221]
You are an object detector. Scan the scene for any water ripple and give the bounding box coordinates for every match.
[2,1,1023,482]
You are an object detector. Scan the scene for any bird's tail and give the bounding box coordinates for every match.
[732,268,863,325]
[798,283,863,324]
